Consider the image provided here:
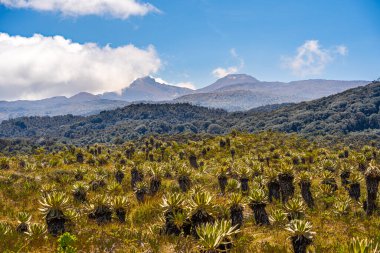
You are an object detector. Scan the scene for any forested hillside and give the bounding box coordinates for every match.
[0,81,379,146]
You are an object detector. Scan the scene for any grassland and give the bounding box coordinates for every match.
[0,131,379,252]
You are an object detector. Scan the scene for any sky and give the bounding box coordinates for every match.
[0,0,379,100]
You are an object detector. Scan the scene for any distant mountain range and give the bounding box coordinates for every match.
[175,74,369,110]
[0,94,130,121]
[1,80,379,146]
[0,74,369,121]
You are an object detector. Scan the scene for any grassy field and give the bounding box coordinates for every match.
[0,131,379,252]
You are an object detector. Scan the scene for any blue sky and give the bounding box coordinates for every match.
[0,0,379,99]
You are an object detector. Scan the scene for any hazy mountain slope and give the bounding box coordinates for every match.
[0,81,379,145]
[0,96,129,121]
[0,74,369,120]
[0,77,193,121]
[101,76,193,101]
[177,76,369,111]
[174,90,296,111]
[236,81,380,137]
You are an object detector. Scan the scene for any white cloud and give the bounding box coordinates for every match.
[336,45,348,56]
[212,48,244,78]
[152,77,167,85]
[282,40,348,77]
[0,33,161,100]
[153,77,195,90]
[175,82,195,90]
[212,67,239,78]
[0,0,158,19]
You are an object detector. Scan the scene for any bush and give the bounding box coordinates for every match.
[207,124,223,134]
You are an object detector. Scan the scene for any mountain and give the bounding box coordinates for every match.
[69,92,99,101]
[197,74,259,93]
[0,77,193,121]
[1,81,379,146]
[0,74,370,121]
[101,76,193,101]
[0,96,129,122]
[174,90,296,111]
[239,81,380,138]
[176,75,369,111]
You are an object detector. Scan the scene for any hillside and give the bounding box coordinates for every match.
[176,76,369,111]
[0,81,379,145]
[0,74,369,120]
[174,89,297,111]
[239,80,380,136]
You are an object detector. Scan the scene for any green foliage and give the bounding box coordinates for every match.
[39,192,69,217]
[285,219,315,240]
[269,209,287,226]
[57,232,77,253]
[196,220,240,252]
[348,237,379,253]
[248,188,267,204]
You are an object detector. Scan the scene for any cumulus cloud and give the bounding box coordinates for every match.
[212,48,244,78]
[0,0,158,19]
[282,40,348,77]
[0,33,161,100]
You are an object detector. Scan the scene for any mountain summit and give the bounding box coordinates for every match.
[101,76,193,101]
[198,74,259,93]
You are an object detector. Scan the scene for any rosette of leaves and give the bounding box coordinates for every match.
[228,193,244,228]
[278,162,295,203]
[248,188,270,225]
[348,172,362,201]
[87,195,112,225]
[16,212,31,233]
[177,165,192,192]
[196,220,240,253]
[298,171,314,208]
[111,196,130,223]
[364,161,380,215]
[26,223,47,239]
[269,209,287,227]
[149,164,162,195]
[39,192,69,236]
[286,219,315,253]
[285,198,306,220]
[348,237,379,253]
[266,168,280,202]
[114,165,125,184]
[134,181,148,203]
[217,165,229,195]
[161,193,186,235]
[72,182,89,203]
[333,197,351,216]
[189,191,216,236]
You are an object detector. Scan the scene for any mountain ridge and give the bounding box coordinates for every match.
[0,74,370,121]
[0,81,379,145]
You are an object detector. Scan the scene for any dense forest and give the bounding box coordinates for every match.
[0,81,379,149]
